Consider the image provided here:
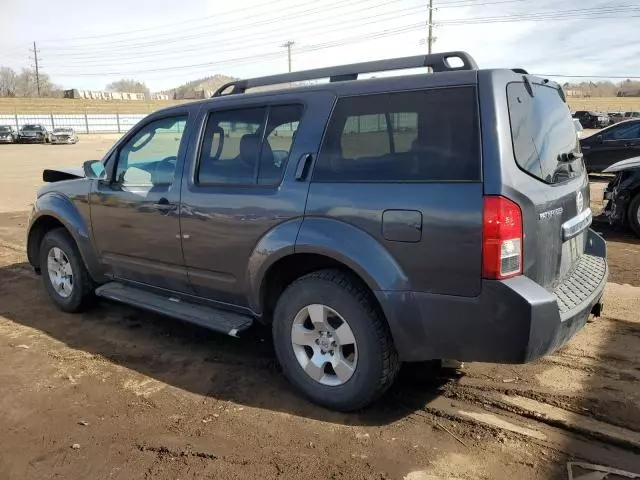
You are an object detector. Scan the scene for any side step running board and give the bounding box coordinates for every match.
[95,282,253,337]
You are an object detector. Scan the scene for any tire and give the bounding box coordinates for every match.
[628,194,640,238]
[272,269,399,411]
[39,228,95,313]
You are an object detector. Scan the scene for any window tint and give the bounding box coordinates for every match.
[260,104,304,184]
[507,82,583,184]
[197,104,303,185]
[313,87,480,182]
[603,122,640,140]
[115,115,187,186]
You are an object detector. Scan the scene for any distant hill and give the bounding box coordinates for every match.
[163,74,236,99]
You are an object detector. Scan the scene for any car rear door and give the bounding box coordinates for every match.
[499,77,590,290]
[179,91,336,307]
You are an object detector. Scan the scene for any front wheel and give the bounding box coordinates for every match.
[39,229,95,312]
[273,270,399,411]
[628,194,640,238]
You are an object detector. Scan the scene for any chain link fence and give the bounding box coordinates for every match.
[0,112,147,134]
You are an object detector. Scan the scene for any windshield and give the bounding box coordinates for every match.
[508,82,583,184]
[22,125,42,131]
[0,126,10,132]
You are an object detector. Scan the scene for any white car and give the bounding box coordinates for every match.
[51,128,79,144]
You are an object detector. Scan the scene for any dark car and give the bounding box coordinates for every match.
[573,110,610,129]
[0,125,17,143]
[18,124,51,144]
[580,119,640,172]
[603,157,640,237]
[25,52,607,411]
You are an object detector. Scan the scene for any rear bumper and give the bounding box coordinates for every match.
[377,228,607,363]
[19,137,45,143]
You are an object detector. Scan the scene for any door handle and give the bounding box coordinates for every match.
[153,197,177,211]
[295,153,313,181]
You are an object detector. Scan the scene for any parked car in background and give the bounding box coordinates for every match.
[18,124,51,144]
[573,111,610,129]
[623,112,640,120]
[0,125,18,143]
[580,119,640,172]
[25,52,606,411]
[608,112,625,124]
[51,127,79,145]
[603,157,640,237]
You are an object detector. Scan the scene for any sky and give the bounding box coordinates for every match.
[1,0,639,92]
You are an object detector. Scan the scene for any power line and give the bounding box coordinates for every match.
[40,6,427,67]
[45,23,427,77]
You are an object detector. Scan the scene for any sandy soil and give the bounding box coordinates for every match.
[0,139,639,479]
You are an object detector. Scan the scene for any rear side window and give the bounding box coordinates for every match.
[313,87,480,182]
[507,82,583,184]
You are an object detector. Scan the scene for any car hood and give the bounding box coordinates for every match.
[603,156,640,173]
[42,166,85,182]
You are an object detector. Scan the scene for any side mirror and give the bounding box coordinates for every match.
[83,160,106,180]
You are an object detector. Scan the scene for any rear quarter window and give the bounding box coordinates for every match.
[313,87,480,182]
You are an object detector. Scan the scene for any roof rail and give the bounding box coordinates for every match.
[212,51,478,97]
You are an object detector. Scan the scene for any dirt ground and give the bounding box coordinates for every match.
[1,139,640,479]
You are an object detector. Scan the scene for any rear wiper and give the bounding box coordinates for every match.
[558,151,583,162]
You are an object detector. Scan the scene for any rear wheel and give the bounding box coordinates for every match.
[628,194,640,238]
[272,270,399,411]
[39,229,94,312]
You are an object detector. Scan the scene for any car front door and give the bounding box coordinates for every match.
[90,110,195,293]
[179,91,335,308]
[584,121,640,171]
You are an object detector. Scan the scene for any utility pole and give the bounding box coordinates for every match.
[282,40,295,73]
[427,0,434,55]
[31,41,41,97]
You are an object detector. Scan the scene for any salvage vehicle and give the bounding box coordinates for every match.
[0,125,17,143]
[51,127,79,145]
[603,157,640,237]
[26,52,607,411]
[573,110,610,129]
[580,119,640,172]
[18,124,51,144]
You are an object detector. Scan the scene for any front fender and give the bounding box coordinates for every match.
[28,192,103,281]
[295,217,410,292]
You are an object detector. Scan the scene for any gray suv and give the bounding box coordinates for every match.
[26,52,607,411]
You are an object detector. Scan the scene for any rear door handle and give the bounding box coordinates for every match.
[295,153,313,181]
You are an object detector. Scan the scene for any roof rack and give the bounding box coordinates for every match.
[212,51,478,97]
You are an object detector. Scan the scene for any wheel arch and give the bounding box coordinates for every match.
[27,193,102,281]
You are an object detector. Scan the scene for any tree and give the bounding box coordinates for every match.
[106,79,150,99]
[0,67,17,97]
[14,68,54,97]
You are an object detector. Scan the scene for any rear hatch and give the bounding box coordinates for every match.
[506,79,590,290]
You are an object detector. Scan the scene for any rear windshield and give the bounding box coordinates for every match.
[22,125,41,131]
[507,82,583,184]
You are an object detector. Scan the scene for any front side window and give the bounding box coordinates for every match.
[197,104,303,185]
[603,122,640,141]
[115,115,187,186]
[313,87,480,182]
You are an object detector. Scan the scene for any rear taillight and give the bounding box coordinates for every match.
[482,196,523,279]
